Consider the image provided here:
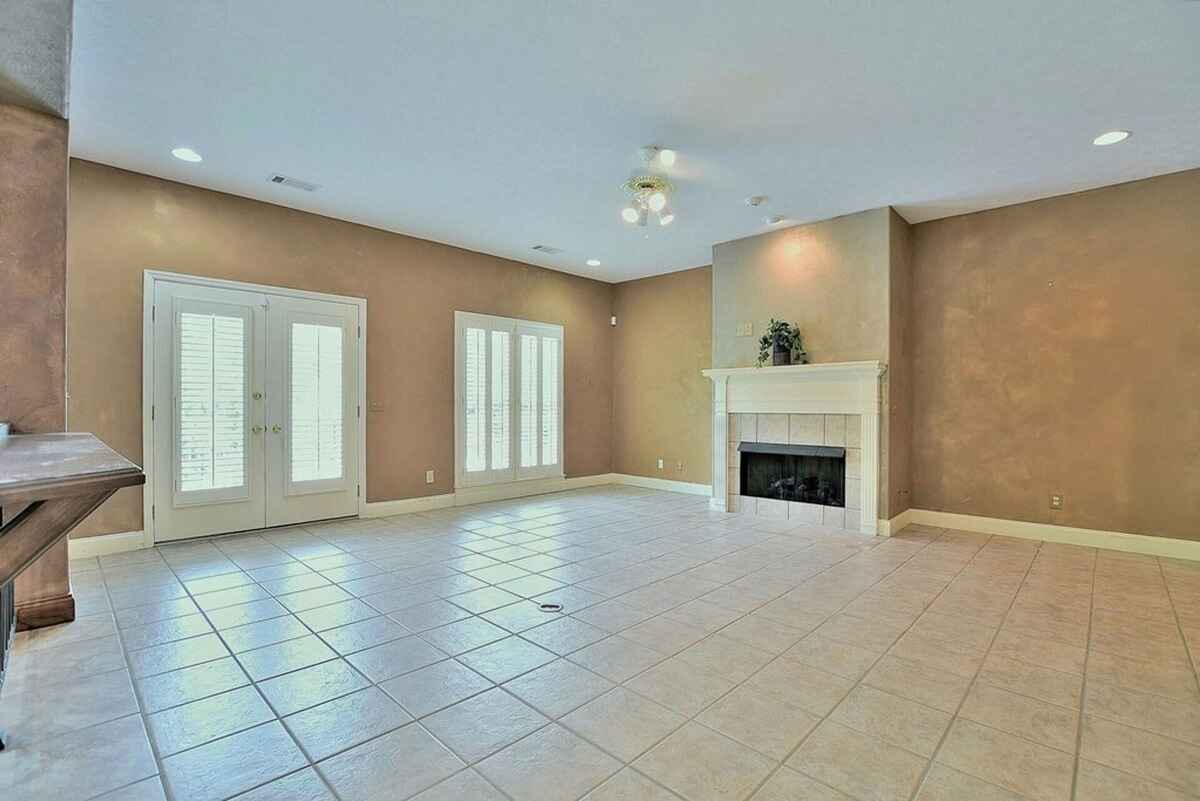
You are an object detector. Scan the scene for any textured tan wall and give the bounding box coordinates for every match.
[911,168,1200,541]
[712,208,908,517]
[67,160,615,537]
[887,209,914,516]
[0,103,67,433]
[712,208,891,370]
[611,267,712,484]
[0,103,71,619]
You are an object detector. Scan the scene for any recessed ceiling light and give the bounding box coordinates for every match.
[171,146,203,162]
[1092,130,1130,146]
[765,215,786,225]
[586,259,601,267]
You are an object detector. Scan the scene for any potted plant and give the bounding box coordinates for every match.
[757,319,808,367]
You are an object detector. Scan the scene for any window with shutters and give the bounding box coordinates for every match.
[289,322,344,483]
[173,303,251,504]
[455,312,563,487]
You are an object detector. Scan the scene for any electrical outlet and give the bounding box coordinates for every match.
[369,400,385,413]
[656,458,664,470]
[1049,493,1064,510]
[736,321,753,337]
[425,469,435,484]
[676,461,683,471]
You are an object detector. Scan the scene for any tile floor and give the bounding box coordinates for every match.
[2,486,1199,801]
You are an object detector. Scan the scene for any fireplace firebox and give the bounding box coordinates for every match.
[737,442,845,507]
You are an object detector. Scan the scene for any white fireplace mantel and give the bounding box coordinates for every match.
[703,361,885,534]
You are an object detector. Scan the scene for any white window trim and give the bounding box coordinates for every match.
[454,310,565,489]
[142,269,367,549]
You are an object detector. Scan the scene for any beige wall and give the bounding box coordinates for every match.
[0,103,67,434]
[67,160,615,537]
[911,168,1200,541]
[887,209,914,516]
[0,103,72,623]
[712,208,891,370]
[711,207,910,517]
[611,267,712,485]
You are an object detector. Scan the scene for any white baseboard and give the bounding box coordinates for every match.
[360,493,457,518]
[68,530,149,560]
[897,508,1200,562]
[611,474,712,496]
[453,474,617,506]
[361,474,621,519]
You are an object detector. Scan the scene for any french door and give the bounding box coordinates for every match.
[454,311,563,488]
[149,276,361,542]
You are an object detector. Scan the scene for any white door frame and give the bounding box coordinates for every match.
[142,269,367,546]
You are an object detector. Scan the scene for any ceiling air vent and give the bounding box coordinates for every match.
[531,245,563,255]
[269,174,320,192]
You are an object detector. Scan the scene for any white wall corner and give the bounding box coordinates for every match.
[878,507,915,537]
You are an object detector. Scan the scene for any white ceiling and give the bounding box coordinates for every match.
[69,1,1200,283]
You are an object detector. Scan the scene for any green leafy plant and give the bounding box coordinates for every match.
[756,318,808,367]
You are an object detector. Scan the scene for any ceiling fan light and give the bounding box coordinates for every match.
[621,207,639,223]
[659,212,675,226]
[659,149,677,167]
[648,191,667,212]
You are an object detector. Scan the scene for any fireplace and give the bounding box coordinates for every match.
[703,361,885,533]
[738,442,845,506]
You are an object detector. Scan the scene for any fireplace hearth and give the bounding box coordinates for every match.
[738,442,846,506]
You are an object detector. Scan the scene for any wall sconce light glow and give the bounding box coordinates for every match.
[171,147,203,162]
[621,207,640,223]
[658,149,677,167]
[659,213,675,226]
[1092,130,1130,146]
[586,259,601,267]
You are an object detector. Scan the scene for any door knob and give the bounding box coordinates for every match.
[252,425,264,434]
[272,425,283,434]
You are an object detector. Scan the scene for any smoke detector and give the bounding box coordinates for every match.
[745,195,768,207]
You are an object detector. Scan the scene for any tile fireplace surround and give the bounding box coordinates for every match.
[703,362,886,535]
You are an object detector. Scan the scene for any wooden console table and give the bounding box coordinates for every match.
[0,433,145,749]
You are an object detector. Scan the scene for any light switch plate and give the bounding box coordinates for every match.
[425,470,435,484]
[736,322,753,337]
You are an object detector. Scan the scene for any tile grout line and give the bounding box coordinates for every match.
[1157,558,1200,697]
[461,525,942,801]
[904,536,1047,801]
[1067,546,1099,801]
[38,494,1178,801]
[673,529,989,801]
[37,516,919,799]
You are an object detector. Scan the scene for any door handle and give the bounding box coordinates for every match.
[272,425,283,434]
[252,425,264,434]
